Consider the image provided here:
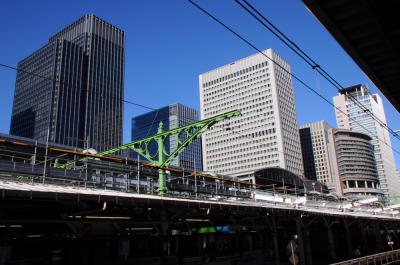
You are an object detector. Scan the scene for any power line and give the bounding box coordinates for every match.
[144,109,160,139]
[187,0,400,157]
[234,0,400,142]
[0,61,163,145]
[235,0,394,133]
[0,63,156,111]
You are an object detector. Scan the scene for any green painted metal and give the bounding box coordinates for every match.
[57,109,241,195]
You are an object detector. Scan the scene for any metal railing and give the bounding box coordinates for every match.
[0,159,400,220]
[332,249,400,265]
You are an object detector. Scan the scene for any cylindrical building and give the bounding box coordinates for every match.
[329,129,382,198]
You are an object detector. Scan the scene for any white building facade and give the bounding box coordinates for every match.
[199,49,303,177]
[333,84,399,197]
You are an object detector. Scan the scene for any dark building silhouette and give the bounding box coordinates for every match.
[299,127,317,181]
[10,14,124,151]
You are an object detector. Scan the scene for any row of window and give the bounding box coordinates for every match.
[202,62,268,88]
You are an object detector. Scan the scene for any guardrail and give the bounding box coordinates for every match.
[332,249,400,265]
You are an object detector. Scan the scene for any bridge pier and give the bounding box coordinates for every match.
[160,210,170,264]
[271,216,281,265]
[326,222,337,261]
[391,225,399,249]
[359,221,370,255]
[295,218,306,265]
[0,186,400,265]
[117,239,130,260]
[374,222,384,252]
[344,220,354,258]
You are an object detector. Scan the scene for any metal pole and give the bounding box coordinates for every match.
[125,157,129,192]
[137,152,140,194]
[156,122,167,196]
[32,140,38,184]
[85,136,89,188]
[32,140,37,165]
[194,158,197,199]
[125,157,132,192]
[42,127,50,184]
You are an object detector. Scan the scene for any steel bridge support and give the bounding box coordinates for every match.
[58,110,241,196]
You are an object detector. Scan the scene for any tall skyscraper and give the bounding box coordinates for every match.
[333,84,399,197]
[299,121,336,186]
[10,15,124,152]
[199,49,303,177]
[131,103,202,172]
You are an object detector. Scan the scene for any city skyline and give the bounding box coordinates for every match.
[0,1,399,169]
[299,120,383,197]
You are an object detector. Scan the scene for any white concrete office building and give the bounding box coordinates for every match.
[333,84,399,197]
[199,49,304,177]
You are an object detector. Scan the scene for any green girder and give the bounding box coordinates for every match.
[57,109,241,195]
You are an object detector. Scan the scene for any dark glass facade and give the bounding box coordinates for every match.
[299,127,317,180]
[10,15,124,152]
[131,103,202,171]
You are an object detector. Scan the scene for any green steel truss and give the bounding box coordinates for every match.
[58,109,241,195]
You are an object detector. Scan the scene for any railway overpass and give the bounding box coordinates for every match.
[0,172,400,265]
[1,133,400,264]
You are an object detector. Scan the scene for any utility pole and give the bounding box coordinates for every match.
[137,152,140,193]
[194,158,197,199]
[85,135,89,188]
[42,127,50,184]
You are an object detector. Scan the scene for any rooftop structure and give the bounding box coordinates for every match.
[303,0,400,112]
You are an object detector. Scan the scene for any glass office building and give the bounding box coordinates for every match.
[10,14,124,152]
[131,103,202,171]
[333,84,399,197]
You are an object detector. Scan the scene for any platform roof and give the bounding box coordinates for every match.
[303,0,400,112]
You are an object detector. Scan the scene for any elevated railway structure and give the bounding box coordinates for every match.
[1,133,400,264]
[1,109,400,264]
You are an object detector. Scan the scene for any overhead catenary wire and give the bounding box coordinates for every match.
[187,0,400,157]
[1,6,398,158]
[0,62,162,146]
[0,63,156,111]
[234,0,400,142]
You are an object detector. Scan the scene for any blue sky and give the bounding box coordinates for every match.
[0,0,399,168]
